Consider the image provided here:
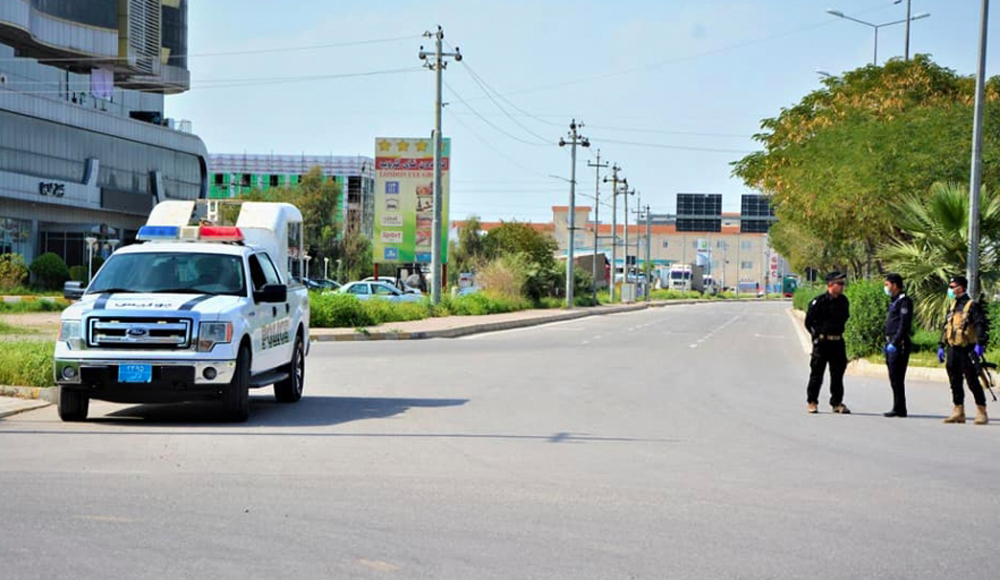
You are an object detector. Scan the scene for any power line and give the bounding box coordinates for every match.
[588,137,754,154]
[444,100,554,179]
[443,80,550,146]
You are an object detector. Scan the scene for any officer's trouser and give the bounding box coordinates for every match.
[807,339,847,406]
[885,342,909,413]
[946,345,987,407]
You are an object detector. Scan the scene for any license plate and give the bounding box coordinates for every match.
[118,364,152,383]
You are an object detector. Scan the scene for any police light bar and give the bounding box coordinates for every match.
[199,226,243,242]
[137,225,180,241]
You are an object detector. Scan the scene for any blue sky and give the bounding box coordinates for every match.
[169,1,999,223]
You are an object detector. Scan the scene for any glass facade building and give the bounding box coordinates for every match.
[0,1,207,269]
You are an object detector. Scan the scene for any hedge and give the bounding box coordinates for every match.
[0,340,55,387]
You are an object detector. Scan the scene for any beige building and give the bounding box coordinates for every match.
[451,206,785,291]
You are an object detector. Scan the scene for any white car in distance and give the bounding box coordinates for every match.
[341,281,424,302]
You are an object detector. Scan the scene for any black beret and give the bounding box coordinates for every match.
[884,273,903,286]
[825,271,846,283]
[950,275,968,288]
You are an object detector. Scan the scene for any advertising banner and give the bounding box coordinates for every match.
[373,137,451,263]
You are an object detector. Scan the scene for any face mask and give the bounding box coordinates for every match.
[884,286,891,297]
[947,288,956,300]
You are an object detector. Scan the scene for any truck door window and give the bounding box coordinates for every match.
[248,255,268,292]
[257,253,282,286]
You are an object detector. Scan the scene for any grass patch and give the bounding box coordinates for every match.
[0,287,62,297]
[0,298,69,314]
[0,340,55,387]
[0,320,37,335]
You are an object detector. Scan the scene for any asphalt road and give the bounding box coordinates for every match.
[1,302,997,580]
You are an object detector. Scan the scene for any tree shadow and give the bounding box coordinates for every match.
[94,395,469,427]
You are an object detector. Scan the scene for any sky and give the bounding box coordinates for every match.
[168,0,1000,224]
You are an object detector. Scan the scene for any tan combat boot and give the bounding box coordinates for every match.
[974,405,989,425]
[943,405,966,424]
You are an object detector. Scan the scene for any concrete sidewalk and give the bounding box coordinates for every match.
[0,386,56,419]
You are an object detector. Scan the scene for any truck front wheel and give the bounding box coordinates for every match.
[57,387,89,422]
[274,334,304,403]
[223,345,250,422]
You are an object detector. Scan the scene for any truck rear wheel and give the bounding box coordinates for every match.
[223,345,250,422]
[57,387,89,422]
[274,334,304,403]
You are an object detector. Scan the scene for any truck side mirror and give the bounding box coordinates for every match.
[63,281,84,300]
[254,283,287,304]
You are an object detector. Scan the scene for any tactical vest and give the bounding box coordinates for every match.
[945,300,977,347]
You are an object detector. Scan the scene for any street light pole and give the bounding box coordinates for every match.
[604,165,622,303]
[827,8,930,65]
[968,0,990,299]
[559,120,590,309]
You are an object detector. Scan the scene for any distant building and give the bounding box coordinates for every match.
[0,0,208,267]
[207,153,376,240]
[452,205,788,292]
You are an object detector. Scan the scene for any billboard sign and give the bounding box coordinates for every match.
[373,137,451,263]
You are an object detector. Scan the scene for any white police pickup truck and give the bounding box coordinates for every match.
[54,201,310,422]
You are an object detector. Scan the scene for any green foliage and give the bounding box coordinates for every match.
[308,291,536,328]
[0,298,68,313]
[29,253,69,290]
[880,182,1000,330]
[0,254,28,290]
[335,229,374,282]
[477,253,529,301]
[68,265,88,283]
[0,340,55,387]
[844,280,890,360]
[438,293,530,316]
[482,222,560,301]
[793,283,824,312]
[733,56,1000,275]
[649,289,704,300]
[451,215,486,284]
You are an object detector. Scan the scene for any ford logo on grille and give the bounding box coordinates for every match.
[127,327,149,337]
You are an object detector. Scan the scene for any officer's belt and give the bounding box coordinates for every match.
[819,334,842,341]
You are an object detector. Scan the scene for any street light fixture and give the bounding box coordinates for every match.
[84,236,98,284]
[827,8,930,65]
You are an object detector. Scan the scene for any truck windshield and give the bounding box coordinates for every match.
[88,253,246,296]
[670,271,690,280]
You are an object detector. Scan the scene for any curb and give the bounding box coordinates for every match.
[786,308,948,383]
[0,385,55,419]
[309,298,788,342]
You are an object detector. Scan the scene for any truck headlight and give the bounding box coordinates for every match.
[59,320,81,342]
[198,322,233,352]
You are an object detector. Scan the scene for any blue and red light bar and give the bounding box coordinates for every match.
[137,225,243,243]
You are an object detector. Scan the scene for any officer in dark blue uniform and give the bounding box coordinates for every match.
[804,271,851,414]
[882,273,913,417]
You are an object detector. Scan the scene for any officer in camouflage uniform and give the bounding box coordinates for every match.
[938,275,989,425]
[804,271,851,414]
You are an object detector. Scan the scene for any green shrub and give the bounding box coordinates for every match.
[844,280,890,360]
[68,265,88,283]
[793,283,824,311]
[0,340,55,387]
[29,253,69,290]
[0,297,69,313]
[0,253,28,290]
[477,253,529,301]
[310,293,375,328]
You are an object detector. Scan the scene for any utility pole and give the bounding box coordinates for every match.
[603,165,622,303]
[559,120,590,308]
[968,0,990,299]
[588,152,608,304]
[622,185,635,301]
[904,0,912,60]
[645,204,652,302]
[419,26,462,304]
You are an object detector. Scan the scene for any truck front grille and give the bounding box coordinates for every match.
[87,317,192,350]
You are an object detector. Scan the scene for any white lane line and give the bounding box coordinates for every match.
[690,344,698,348]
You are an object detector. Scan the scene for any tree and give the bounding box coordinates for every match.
[482,222,560,300]
[732,56,1000,277]
[879,182,1000,329]
[451,215,486,277]
[234,166,342,271]
[333,229,373,282]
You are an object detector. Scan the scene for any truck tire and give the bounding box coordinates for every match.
[223,345,250,422]
[57,387,89,422]
[274,334,304,403]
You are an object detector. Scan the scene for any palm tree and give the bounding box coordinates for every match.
[879,182,1000,330]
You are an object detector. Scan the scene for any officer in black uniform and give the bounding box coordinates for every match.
[882,273,913,417]
[804,271,851,414]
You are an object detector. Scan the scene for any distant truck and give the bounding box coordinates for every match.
[702,275,718,296]
[667,264,705,293]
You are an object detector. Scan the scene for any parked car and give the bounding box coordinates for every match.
[341,281,423,302]
[361,276,422,295]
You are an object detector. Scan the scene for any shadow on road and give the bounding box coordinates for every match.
[92,395,469,427]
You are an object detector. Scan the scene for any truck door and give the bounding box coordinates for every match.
[247,253,288,372]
